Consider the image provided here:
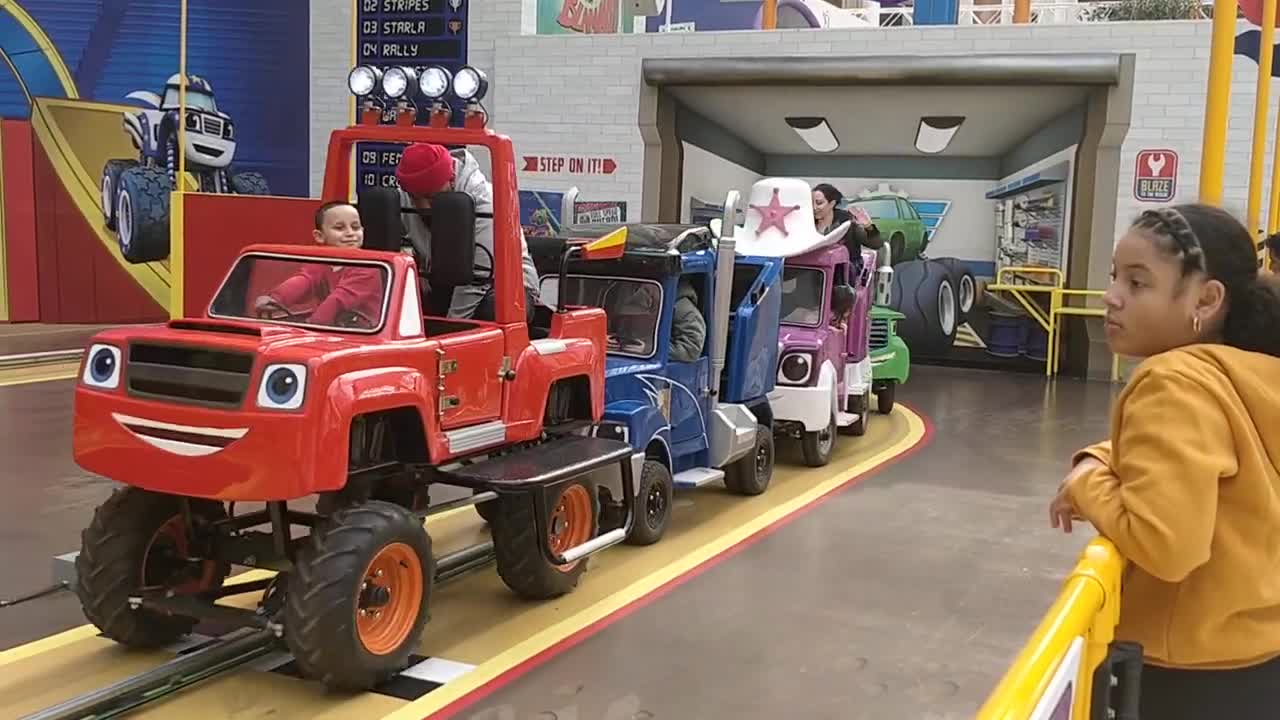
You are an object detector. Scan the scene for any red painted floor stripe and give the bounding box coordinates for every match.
[426,405,937,719]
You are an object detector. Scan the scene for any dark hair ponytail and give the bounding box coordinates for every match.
[1131,203,1280,358]
[814,183,843,205]
[1222,273,1280,356]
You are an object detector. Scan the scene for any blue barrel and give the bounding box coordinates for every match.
[1023,319,1048,362]
[986,311,1024,358]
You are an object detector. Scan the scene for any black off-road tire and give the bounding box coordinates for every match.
[284,501,434,691]
[492,480,599,600]
[800,413,836,467]
[890,233,906,265]
[724,424,774,496]
[116,165,172,263]
[475,490,498,525]
[877,383,897,414]
[75,488,229,648]
[101,159,137,230]
[230,171,270,196]
[625,460,673,546]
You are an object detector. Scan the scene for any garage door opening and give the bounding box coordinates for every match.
[639,54,1135,379]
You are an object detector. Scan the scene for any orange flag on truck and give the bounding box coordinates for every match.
[579,226,628,261]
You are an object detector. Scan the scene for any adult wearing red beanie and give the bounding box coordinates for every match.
[395,143,541,322]
[396,143,457,199]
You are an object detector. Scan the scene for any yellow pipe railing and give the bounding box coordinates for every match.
[1199,0,1239,204]
[977,538,1127,720]
[1247,0,1278,235]
[1048,289,1121,381]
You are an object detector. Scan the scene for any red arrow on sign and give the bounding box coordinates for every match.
[523,156,538,172]
[602,158,617,174]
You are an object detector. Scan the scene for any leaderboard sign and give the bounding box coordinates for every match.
[354,0,468,192]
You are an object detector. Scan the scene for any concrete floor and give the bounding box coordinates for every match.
[0,365,1120,718]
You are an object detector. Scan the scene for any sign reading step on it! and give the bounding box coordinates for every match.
[1134,149,1177,203]
[523,155,617,175]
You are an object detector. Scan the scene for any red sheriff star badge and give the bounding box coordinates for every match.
[750,188,801,236]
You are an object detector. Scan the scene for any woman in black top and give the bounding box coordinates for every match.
[813,183,883,271]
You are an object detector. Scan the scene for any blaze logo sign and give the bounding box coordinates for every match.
[1134,149,1178,203]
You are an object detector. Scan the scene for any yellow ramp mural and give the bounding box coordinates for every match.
[29,97,171,309]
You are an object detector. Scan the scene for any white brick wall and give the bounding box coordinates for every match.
[310,0,354,196]
[310,4,1278,237]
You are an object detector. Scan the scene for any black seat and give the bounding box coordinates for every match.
[355,187,405,253]
[425,191,480,289]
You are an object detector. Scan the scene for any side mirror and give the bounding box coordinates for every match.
[426,191,477,289]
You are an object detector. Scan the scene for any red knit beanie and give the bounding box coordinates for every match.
[396,143,455,196]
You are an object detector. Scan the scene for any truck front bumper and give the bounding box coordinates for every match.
[768,384,832,432]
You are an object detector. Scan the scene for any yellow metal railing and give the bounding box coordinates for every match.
[977,538,1127,720]
[1048,289,1120,382]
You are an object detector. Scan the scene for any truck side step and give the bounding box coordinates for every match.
[836,411,861,427]
[673,467,725,488]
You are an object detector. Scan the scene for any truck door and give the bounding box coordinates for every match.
[666,273,711,458]
[434,325,505,430]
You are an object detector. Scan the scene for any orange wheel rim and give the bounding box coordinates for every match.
[355,542,424,656]
[548,484,593,573]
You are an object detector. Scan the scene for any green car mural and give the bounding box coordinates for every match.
[847,194,931,264]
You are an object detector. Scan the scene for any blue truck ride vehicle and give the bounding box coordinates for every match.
[529,189,783,546]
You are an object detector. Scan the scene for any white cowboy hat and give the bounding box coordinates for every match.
[721,177,851,259]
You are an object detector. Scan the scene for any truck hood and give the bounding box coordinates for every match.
[89,318,382,363]
[777,324,825,352]
[604,355,663,379]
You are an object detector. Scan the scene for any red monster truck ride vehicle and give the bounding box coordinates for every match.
[69,123,638,691]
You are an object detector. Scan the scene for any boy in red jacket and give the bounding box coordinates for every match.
[254,202,386,328]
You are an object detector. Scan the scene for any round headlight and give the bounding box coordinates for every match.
[382,66,417,99]
[348,66,381,97]
[452,66,488,101]
[419,66,451,99]
[266,367,300,405]
[779,353,811,384]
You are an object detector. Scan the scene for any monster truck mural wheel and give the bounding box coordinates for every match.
[115,166,171,263]
[890,233,906,265]
[230,171,270,196]
[877,382,897,414]
[100,159,137,230]
[76,488,229,648]
[800,413,836,467]
[284,501,433,690]
[492,480,599,600]
[626,459,673,546]
[724,424,773,496]
[934,258,977,318]
[889,259,958,357]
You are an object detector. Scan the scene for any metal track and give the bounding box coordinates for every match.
[19,628,278,720]
[0,349,84,370]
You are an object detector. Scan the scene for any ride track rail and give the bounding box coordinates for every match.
[0,349,84,370]
[9,492,504,720]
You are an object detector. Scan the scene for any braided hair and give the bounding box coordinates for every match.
[1131,204,1280,357]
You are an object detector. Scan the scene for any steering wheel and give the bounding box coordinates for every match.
[255,298,304,322]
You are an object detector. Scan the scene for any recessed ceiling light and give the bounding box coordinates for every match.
[916,116,964,154]
[786,116,839,153]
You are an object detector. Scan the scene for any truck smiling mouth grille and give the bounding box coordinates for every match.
[126,343,255,408]
[870,318,890,350]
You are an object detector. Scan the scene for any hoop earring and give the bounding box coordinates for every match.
[1192,313,1202,335]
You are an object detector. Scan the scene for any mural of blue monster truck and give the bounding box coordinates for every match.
[101,73,270,264]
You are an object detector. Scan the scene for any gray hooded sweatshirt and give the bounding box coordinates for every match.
[399,149,540,318]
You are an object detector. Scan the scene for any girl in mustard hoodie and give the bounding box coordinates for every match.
[1050,204,1280,718]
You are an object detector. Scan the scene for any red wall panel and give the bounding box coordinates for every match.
[2,120,38,322]
[30,142,166,323]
